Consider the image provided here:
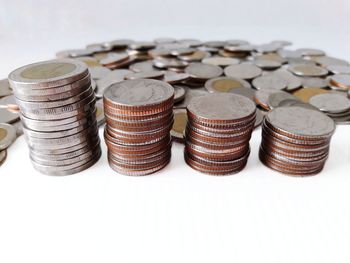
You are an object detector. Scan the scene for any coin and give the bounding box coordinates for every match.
[125,70,164,80]
[205,77,251,93]
[254,88,279,110]
[171,109,187,143]
[0,123,17,150]
[252,75,288,91]
[267,91,299,109]
[174,88,208,109]
[95,69,133,98]
[0,95,20,123]
[129,61,157,72]
[309,93,350,114]
[327,65,350,75]
[0,79,12,97]
[224,64,262,80]
[202,56,240,67]
[173,85,186,103]
[270,69,302,91]
[178,50,210,62]
[254,59,282,70]
[288,64,328,77]
[311,56,350,67]
[89,66,111,80]
[292,87,330,103]
[301,77,329,89]
[297,48,325,57]
[163,72,190,84]
[329,74,350,90]
[185,63,223,81]
[229,87,256,101]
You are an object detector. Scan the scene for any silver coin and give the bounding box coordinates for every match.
[252,75,287,90]
[202,56,240,67]
[229,87,256,101]
[254,88,280,110]
[330,74,350,88]
[153,58,188,69]
[0,123,17,150]
[271,69,302,91]
[277,49,302,59]
[267,91,299,109]
[266,106,335,138]
[129,41,155,50]
[297,48,325,57]
[0,79,12,97]
[302,77,329,89]
[9,59,89,89]
[56,49,93,58]
[0,95,20,123]
[103,39,134,49]
[255,43,281,54]
[99,53,129,66]
[125,71,164,80]
[288,64,328,77]
[224,63,262,80]
[188,93,256,121]
[327,65,350,75]
[185,63,223,80]
[287,57,317,66]
[174,88,208,109]
[163,71,190,84]
[254,59,282,70]
[278,99,318,111]
[173,85,186,103]
[309,93,350,114]
[104,79,174,107]
[95,69,133,98]
[312,56,350,67]
[129,61,157,72]
[89,66,111,80]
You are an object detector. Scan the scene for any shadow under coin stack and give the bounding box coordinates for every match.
[103,79,174,175]
[259,106,335,176]
[184,93,256,175]
[8,59,101,175]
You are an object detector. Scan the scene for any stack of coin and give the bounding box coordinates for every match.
[259,106,335,176]
[8,59,101,175]
[309,93,350,124]
[184,93,256,175]
[103,79,174,176]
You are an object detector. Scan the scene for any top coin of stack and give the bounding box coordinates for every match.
[184,93,256,175]
[8,59,101,175]
[103,79,174,176]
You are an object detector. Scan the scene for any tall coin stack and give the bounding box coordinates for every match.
[184,93,256,175]
[259,106,335,176]
[103,79,174,175]
[8,59,101,175]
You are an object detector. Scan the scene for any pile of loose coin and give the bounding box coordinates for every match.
[103,79,174,175]
[260,106,335,176]
[8,59,101,175]
[185,93,256,175]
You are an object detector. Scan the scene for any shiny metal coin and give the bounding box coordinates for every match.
[0,123,17,150]
[254,59,282,70]
[185,63,223,81]
[95,69,133,98]
[125,71,164,80]
[202,56,240,67]
[174,88,208,109]
[267,91,299,109]
[297,48,325,57]
[173,85,186,103]
[89,66,111,80]
[224,63,262,80]
[327,65,350,75]
[0,79,12,97]
[309,93,350,114]
[205,77,251,93]
[252,74,287,91]
[288,64,328,77]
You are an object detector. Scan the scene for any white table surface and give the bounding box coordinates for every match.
[1,1,350,262]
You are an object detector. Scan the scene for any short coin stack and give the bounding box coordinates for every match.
[259,106,335,176]
[184,93,256,175]
[103,79,174,175]
[8,59,101,175]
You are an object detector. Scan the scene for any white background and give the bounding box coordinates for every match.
[1,1,350,262]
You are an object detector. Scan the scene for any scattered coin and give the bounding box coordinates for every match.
[254,59,282,70]
[267,91,299,109]
[288,64,328,77]
[125,70,164,80]
[309,93,350,114]
[254,88,279,110]
[224,63,262,80]
[174,88,208,109]
[173,85,186,103]
[292,87,330,103]
[327,65,350,75]
[0,79,12,97]
[89,66,111,80]
[205,77,251,93]
[202,56,240,67]
[95,69,133,98]
[297,48,325,57]
[0,123,17,150]
[229,87,256,101]
[171,109,187,143]
[329,74,350,90]
[185,63,223,81]
[252,75,288,91]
